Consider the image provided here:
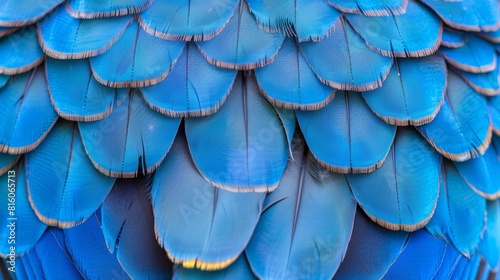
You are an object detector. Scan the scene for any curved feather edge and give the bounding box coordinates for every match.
[173,255,257,280]
[441,28,466,48]
[440,35,497,74]
[0,153,19,176]
[454,62,500,96]
[0,26,44,75]
[66,0,153,19]
[0,0,64,27]
[326,0,408,16]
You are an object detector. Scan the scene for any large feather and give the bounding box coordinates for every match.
[66,0,153,18]
[255,38,335,110]
[141,43,237,117]
[90,21,186,88]
[0,162,47,257]
[173,255,257,280]
[440,35,497,73]
[0,26,43,75]
[326,0,406,16]
[0,66,58,154]
[79,89,181,178]
[246,0,340,42]
[0,153,19,176]
[37,6,133,59]
[185,72,292,192]
[345,0,441,58]
[25,120,116,228]
[139,0,238,41]
[297,91,396,173]
[441,28,466,48]
[246,139,356,279]
[361,55,446,125]
[46,57,124,121]
[101,177,173,279]
[479,200,500,271]
[426,161,486,257]
[0,0,64,27]
[300,17,393,91]
[152,132,264,269]
[196,1,284,70]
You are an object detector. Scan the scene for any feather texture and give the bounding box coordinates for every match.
[441,28,466,48]
[0,153,19,176]
[0,26,44,75]
[432,244,462,279]
[479,200,500,271]
[326,0,406,16]
[0,0,64,27]
[440,35,497,73]
[173,255,257,280]
[66,0,153,18]
[0,74,9,89]
[455,61,500,96]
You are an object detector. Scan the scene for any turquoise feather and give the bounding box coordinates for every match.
[0,0,64,27]
[67,0,152,18]
[0,26,43,75]
[441,28,466,48]
[440,35,497,73]
[326,0,406,16]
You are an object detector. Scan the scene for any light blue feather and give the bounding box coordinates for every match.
[0,74,9,89]
[490,96,500,133]
[345,0,441,57]
[67,0,152,18]
[333,210,408,280]
[480,29,500,44]
[17,247,45,280]
[0,26,43,75]
[139,0,238,41]
[246,141,356,279]
[247,0,340,42]
[326,0,406,16]
[0,153,19,175]
[0,0,64,27]
[185,72,290,191]
[362,55,446,125]
[79,89,181,178]
[347,127,440,230]
[455,60,500,96]
[417,71,490,161]
[479,200,500,271]
[151,132,264,268]
[173,255,257,280]
[64,212,131,279]
[46,58,124,121]
[101,178,173,279]
[0,163,47,257]
[419,0,500,32]
[441,28,466,48]
[297,91,396,173]
[90,21,186,88]
[440,35,496,73]
[432,245,462,279]
[196,2,285,70]
[0,67,58,154]
[383,230,447,279]
[255,38,335,110]
[426,161,486,256]
[38,6,133,59]
[141,43,237,117]
[300,17,393,91]
[25,120,116,227]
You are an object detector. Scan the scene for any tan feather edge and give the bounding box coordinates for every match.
[0,155,20,176]
[0,119,58,154]
[328,0,409,17]
[0,27,19,37]
[0,1,63,28]
[65,0,154,19]
[441,52,497,74]
[455,69,500,97]
[0,56,45,75]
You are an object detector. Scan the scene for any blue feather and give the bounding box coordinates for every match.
[362,54,446,125]
[79,89,181,178]
[441,28,466,48]
[300,17,393,91]
[0,67,58,154]
[0,153,19,175]
[426,161,486,256]
[64,212,130,279]
[246,0,340,42]
[419,0,500,32]
[417,71,491,161]
[347,127,440,230]
[0,0,63,27]
[90,21,186,88]
[480,29,500,44]
[490,96,500,133]
[255,38,335,110]
[185,72,290,191]
[173,255,257,280]
[333,209,408,280]
[139,0,239,41]
[345,0,442,58]
[455,60,500,96]
[38,6,133,59]
[297,91,396,173]
[440,35,497,73]
[25,120,116,227]
[101,178,173,279]
[196,2,285,70]
[326,0,406,16]
[67,0,152,18]
[0,74,9,89]
[141,43,237,117]
[0,27,17,37]
[0,26,43,75]
[479,200,500,271]
[432,245,462,279]
[46,57,124,121]
[246,140,356,279]
[151,132,264,269]
[0,162,47,257]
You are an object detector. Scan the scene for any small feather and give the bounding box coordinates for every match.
[141,43,237,117]
[66,0,153,18]
[26,120,116,228]
[454,61,500,96]
[441,28,466,48]
[173,255,257,280]
[326,0,407,16]
[0,153,19,176]
[440,35,496,73]
[0,26,44,75]
[479,200,500,271]
[196,2,285,70]
[432,245,463,279]
[38,6,133,59]
[297,91,396,173]
[300,17,393,91]
[90,21,185,88]
[362,54,446,125]
[255,38,335,110]
[0,66,58,154]
[0,0,64,27]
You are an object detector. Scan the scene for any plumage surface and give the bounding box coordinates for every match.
[0,26,44,75]
[479,200,500,271]
[173,255,257,280]
[67,0,152,18]
[326,0,406,16]
[440,35,497,73]
[441,28,466,48]
[0,0,64,27]
[456,61,500,96]
[0,153,19,176]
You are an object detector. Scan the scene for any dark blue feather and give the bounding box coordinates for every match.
[479,200,500,271]
[173,255,257,280]
[0,74,9,89]
[90,21,186,88]
[67,0,152,18]
[0,27,17,37]
[455,60,500,96]
[432,245,462,279]
[25,120,116,227]
[0,0,63,27]
[326,0,406,16]
[0,153,19,175]
[490,96,500,133]
[297,91,396,173]
[441,28,466,48]
[0,26,43,75]
[440,35,497,73]
[79,89,181,178]
[141,43,237,117]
